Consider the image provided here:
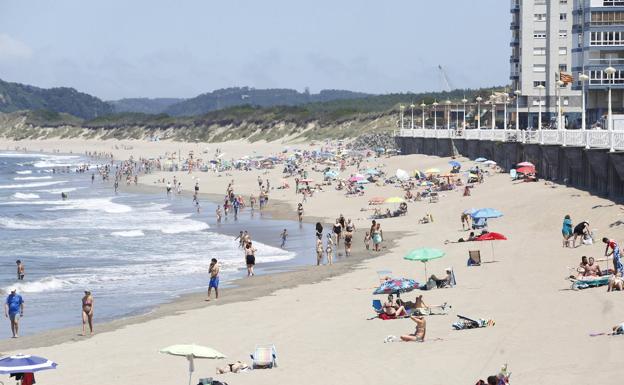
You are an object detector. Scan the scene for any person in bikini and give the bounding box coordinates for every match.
[400,315,426,342]
[81,290,94,335]
[383,294,406,318]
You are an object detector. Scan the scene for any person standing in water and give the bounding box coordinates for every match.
[297,203,304,222]
[245,242,257,276]
[326,233,334,265]
[206,258,220,301]
[280,229,288,248]
[16,260,24,280]
[81,290,94,335]
[216,205,222,222]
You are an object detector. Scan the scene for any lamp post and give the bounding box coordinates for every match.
[556,80,565,146]
[579,73,590,148]
[514,90,522,143]
[410,104,415,129]
[490,95,496,130]
[400,105,405,130]
[536,84,545,144]
[420,102,426,130]
[433,101,438,132]
[446,100,451,130]
[605,66,616,152]
[462,98,468,130]
[503,95,508,130]
[476,96,482,130]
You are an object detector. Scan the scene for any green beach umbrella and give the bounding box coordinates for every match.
[404,248,445,281]
[160,344,226,385]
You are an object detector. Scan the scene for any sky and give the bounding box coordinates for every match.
[0,0,509,100]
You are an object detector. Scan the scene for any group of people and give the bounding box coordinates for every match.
[561,216,592,248]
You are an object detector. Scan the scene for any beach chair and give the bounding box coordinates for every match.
[372,299,383,314]
[250,344,278,369]
[468,250,481,266]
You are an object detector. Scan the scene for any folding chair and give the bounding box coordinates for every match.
[372,299,383,314]
[250,344,278,369]
[468,250,481,266]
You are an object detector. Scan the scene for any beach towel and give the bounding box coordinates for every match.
[570,275,611,290]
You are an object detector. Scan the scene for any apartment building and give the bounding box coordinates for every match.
[572,0,624,126]
[510,0,582,128]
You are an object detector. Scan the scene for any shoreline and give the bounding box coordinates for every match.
[0,176,400,352]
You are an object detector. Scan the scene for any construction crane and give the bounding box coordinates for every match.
[438,65,453,92]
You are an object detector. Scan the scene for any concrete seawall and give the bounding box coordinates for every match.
[395,137,624,201]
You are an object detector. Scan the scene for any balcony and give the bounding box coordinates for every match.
[510,22,519,30]
[509,56,519,63]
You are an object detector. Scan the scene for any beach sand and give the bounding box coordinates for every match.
[1,138,623,385]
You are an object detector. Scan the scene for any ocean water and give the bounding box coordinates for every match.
[0,152,314,338]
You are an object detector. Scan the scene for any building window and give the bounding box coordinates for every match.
[560,13,567,21]
[559,47,567,55]
[603,1,624,6]
[559,30,568,38]
[534,47,547,55]
[559,64,568,72]
[534,13,547,21]
[589,69,624,85]
[532,99,546,106]
[534,31,547,39]
[533,81,546,88]
[560,0,567,4]
[591,11,624,26]
[563,97,569,106]
[590,30,624,45]
[534,64,546,72]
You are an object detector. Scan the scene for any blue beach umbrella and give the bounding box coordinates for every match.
[471,208,503,219]
[475,157,487,162]
[373,278,419,295]
[0,354,58,374]
[449,160,461,168]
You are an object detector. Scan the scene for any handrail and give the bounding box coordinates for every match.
[394,128,623,151]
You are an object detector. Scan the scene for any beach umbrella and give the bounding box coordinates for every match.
[396,169,410,181]
[449,160,461,168]
[463,208,478,215]
[516,166,535,174]
[385,197,405,204]
[475,157,487,162]
[324,170,339,179]
[425,168,441,174]
[483,160,497,166]
[517,161,535,167]
[0,354,58,374]
[160,344,226,385]
[356,179,369,184]
[365,168,380,175]
[471,208,503,219]
[348,176,364,183]
[373,278,419,295]
[404,248,445,280]
[475,232,508,262]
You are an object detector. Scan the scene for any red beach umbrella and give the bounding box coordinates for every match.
[516,166,535,174]
[475,232,507,262]
[475,232,508,241]
[517,161,535,168]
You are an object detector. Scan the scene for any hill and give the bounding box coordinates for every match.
[108,98,184,114]
[163,87,371,116]
[0,79,113,119]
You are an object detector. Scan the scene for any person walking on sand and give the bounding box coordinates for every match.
[316,237,324,266]
[326,233,334,265]
[297,203,304,222]
[280,229,288,248]
[81,290,94,335]
[206,258,220,301]
[603,237,623,275]
[16,260,24,280]
[4,288,23,338]
[562,215,573,248]
[245,242,257,276]
[372,223,383,252]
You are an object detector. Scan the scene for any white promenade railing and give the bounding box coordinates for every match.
[396,128,624,152]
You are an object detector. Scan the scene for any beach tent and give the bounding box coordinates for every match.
[160,344,226,385]
[396,169,410,181]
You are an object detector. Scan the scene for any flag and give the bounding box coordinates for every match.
[560,72,574,84]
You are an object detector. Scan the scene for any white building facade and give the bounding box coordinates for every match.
[572,0,624,127]
[511,0,583,129]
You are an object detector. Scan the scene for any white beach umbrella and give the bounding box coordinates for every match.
[160,344,226,385]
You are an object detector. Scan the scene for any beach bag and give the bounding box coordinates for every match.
[583,236,593,245]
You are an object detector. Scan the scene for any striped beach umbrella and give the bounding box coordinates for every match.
[0,354,58,374]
